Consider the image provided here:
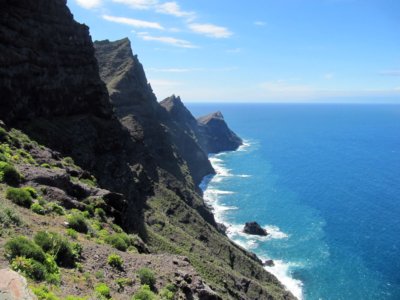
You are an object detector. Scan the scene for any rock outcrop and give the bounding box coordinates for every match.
[197,111,243,153]
[0,269,37,300]
[243,222,268,236]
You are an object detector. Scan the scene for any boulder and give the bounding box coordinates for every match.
[243,222,268,236]
[0,269,37,300]
[263,259,275,267]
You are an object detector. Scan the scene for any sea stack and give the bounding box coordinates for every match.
[243,222,268,236]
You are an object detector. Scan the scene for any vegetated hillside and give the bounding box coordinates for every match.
[0,1,295,299]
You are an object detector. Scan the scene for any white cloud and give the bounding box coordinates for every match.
[188,23,232,38]
[75,0,102,9]
[379,70,400,76]
[137,32,197,48]
[112,0,158,10]
[102,15,164,30]
[156,2,195,19]
[254,21,266,26]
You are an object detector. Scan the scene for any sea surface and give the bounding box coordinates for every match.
[188,103,400,300]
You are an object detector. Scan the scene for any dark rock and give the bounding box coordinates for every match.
[243,222,268,236]
[197,111,242,153]
[263,260,275,267]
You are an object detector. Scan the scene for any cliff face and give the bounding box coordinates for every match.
[0,0,153,232]
[158,95,215,185]
[0,2,295,299]
[197,111,243,153]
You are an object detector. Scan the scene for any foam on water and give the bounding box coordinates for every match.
[201,141,303,299]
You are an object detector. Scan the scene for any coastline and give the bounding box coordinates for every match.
[200,141,303,300]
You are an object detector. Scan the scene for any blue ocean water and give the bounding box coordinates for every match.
[189,104,400,300]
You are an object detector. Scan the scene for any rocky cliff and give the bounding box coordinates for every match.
[197,112,243,154]
[0,1,295,299]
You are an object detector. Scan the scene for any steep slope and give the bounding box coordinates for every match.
[158,95,215,185]
[197,112,243,154]
[0,2,296,299]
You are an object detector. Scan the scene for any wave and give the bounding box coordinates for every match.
[201,140,304,300]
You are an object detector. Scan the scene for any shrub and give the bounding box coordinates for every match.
[0,205,22,228]
[132,285,158,300]
[95,207,106,221]
[67,213,88,233]
[65,296,87,300]
[62,157,75,166]
[34,231,77,268]
[107,253,123,269]
[67,228,78,239]
[5,236,46,263]
[11,256,47,281]
[115,278,133,291]
[0,162,21,185]
[48,202,65,215]
[159,284,176,300]
[41,163,51,168]
[31,203,46,215]
[95,283,111,299]
[95,270,104,280]
[24,186,38,198]
[6,187,33,208]
[105,234,128,251]
[31,285,59,300]
[137,268,156,288]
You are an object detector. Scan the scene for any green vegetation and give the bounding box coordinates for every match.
[66,228,78,239]
[6,187,33,207]
[0,204,22,229]
[107,253,123,270]
[67,212,88,233]
[95,207,106,221]
[137,268,156,289]
[5,236,46,262]
[24,186,38,198]
[115,277,133,291]
[95,283,111,299]
[48,202,65,215]
[11,256,47,281]
[159,284,176,300]
[31,203,46,215]
[0,161,21,185]
[0,127,7,141]
[34,231,79,268]
[132,285,158,300]
[32,285,59,300]
[105,233,131,251]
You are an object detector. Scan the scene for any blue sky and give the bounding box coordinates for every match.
[68,0,400,102]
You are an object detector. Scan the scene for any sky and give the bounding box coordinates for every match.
[67,0,400,103]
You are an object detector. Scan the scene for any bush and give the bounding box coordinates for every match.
[11,256,47,281]
[65,296,87,300]
[6,187,33,208]
[5,236,46,263]
[0,205,22,228]
[34,231,77,268]
[23,186,38,198]
[132,285,157,300]
[105,234,129,251]
[31,203,46,215]
[107,253,123,269]
[137,268,156,288]
[32,285,59,300]
[159,284,176,300]
[115,278,133,291]
[95,207,106,221]
[0,162,21,185]
[67,228,78,239]
[48,202,65,215]
[67,213,88,233]
[95,283,111,299]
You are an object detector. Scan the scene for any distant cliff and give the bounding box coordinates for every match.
[0,2,295,299]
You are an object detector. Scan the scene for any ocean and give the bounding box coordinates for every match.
[188,104,400,300]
